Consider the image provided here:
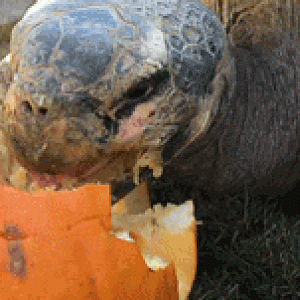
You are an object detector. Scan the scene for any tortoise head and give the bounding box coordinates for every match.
[2,0,227,185]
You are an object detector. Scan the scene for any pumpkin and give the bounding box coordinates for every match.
[112,182,197,300]
[0,183,179,299]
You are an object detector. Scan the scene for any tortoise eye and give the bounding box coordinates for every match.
[114,85,151,120]
[114,70,169,120]
[124,70,170,100]
[125,84,152,100]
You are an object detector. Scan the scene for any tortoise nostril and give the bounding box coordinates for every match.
[148,110,155,117]
[38,107,48,115]
[20,101,48,116]
[21,101,33,113]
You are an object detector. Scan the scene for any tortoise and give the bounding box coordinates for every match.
[0,0,300,198]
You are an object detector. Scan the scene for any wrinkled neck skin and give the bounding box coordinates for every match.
[160,43,235,170]
[162,44,235,166]
[162,37,300,198]
[159,43,240,195]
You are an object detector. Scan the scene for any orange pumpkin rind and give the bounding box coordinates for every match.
[0,184,179,299]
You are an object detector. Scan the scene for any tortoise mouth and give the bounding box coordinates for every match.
[3,70,172,191]
[27,158,112,190]
[7,99,158,190]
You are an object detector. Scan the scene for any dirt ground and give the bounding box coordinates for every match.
[203,0,300,48]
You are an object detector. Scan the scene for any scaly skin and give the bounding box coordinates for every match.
[0,0,226,191]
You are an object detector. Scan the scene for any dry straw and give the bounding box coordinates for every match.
[202,0,300,44]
